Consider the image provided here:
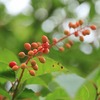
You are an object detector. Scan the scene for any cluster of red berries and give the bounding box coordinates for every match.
[9,19,97,76]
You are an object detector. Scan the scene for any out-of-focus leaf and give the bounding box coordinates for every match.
[75,81,96,100]
[0,49,20,64]
[17,88,39,100]
[48,43,100,77]
[45,87,71,100]
[0,62,15,81]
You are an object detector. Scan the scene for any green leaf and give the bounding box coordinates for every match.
[17,88,39,100]
[17,56,67,81]
[0,86,11,99]
[0,62,15,81]
[45,87,71,100]
[75,81,96,100]
[0,48,20,64]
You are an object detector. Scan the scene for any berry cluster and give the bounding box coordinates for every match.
[9,20,96,76]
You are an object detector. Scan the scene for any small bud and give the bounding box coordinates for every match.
[79,36,84,42]
[38,56,46,63]
[20,63,26,69]
[90,25,96,30]
[32,64,38,70]
[42,35,49,43]
[65,43,71,49]
[30,60,36,66]
[18,52,25,58]
[29,70,35,76]
[31,42,38,49]
[59,47,64,52]
[64,30,70,36]
[28,50,34,56]
[12,65,19,71]
[24,43,31,50]
[9,61,17,68]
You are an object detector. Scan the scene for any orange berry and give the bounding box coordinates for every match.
[59,47,64,52]
[20,63,26,69]
[12,65,19,71]
[74,31,79,37]
[29,70,35,76]
[82,30,86,36]
[38,56,46,63]
[68,22,73,28]
[72,24,77,29]
[32,64,38,70]
[65,43,71,49]
[9,61,17,68]
[42,35,49,43]
[53,38,58,44]
[28,50,34,56]
[90,25,96,30]
[30,60,36,66]
[24,43,31,50]
[84,29,90,35]
[68,40,74,46]
[31,42,38,48]
[43,48,50,54]
[33,49,38,54]
[18,52,25,58]
[64,30,70,36]
[79,36,84,42]
[79,20,84,25]
[76,21,80,27]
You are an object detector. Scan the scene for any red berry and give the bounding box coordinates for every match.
[24,43,31,50]
[18,52,25,58]
[53,38,58,44]
[12,65,19,71]
[29,70,35,76]
[90,25,96,30]
[42,35,49,43]
[74,31,79,37]
[42,42,49,48]
[9,61,17,68]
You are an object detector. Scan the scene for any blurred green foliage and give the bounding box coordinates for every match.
[0,0,100,99]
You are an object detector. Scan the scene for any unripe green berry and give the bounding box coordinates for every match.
[12,65,19,71]
[29,70,35,76]
[9,61,17,68]
[24,43,31,50]
[18,52,25,58]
